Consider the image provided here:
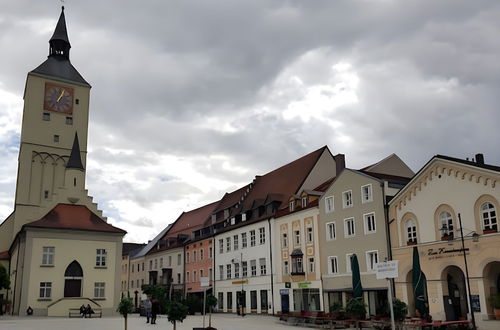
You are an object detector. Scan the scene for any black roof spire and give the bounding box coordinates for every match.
[49,6,71,59]
[67,133,84,170]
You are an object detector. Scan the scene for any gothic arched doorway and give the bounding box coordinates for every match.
[442,266,467,321]
[64,260,83,297]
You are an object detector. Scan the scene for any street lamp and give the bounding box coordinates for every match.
[233,252,245,317]
[457,213,477,330]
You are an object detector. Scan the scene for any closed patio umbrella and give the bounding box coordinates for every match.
[412,246,429,317]
[351,254,363,299]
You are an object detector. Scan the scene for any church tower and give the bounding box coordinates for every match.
[0,8,125,316]
[1,7,104,248]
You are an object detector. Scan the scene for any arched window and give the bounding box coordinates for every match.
[481,202,498,232]
[439,211,454,239]
[406,219,417,245]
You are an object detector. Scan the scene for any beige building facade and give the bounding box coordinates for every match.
[318,155,412,316]
[273,194,324,314]
[389,154,500,321]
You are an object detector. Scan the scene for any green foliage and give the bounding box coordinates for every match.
[490,294,500,309]
[142,285,168,313]
[392,298,408,322]
[0,264,10,290]
[165,300,188,328]
[206,294,218,309]
[329,302,344,313]
[345,298,367,320]
[117,297,134,318]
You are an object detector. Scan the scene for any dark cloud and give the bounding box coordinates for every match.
[1,0,500,241]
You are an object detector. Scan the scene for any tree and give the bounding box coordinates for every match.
[205,294,218,329]
[165,300,188,330]
[117,297,134,330]
[142,284,168,313]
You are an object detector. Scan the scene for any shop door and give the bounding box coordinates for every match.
[281,293,289,313]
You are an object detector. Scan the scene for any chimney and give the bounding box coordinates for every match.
[334,153,346,175]
[475,153,484,165]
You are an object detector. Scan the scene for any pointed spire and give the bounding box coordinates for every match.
[49,6,71,59]
[67,133,84,170]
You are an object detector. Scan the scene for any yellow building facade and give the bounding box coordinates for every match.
[389,154,500,321]
[0,7,125,316]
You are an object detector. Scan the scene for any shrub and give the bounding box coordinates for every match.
[345,298,366,320]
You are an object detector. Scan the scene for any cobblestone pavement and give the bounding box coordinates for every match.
[0,313,305,330]
[1,314,499,330]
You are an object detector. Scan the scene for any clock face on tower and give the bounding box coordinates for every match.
[43,83,74,114]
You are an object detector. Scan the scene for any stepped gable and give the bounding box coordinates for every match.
[241,146,327,211]
[24,204,126,234]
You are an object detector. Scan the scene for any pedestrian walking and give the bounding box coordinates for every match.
[144,298,152,323]
[151,299,160,324]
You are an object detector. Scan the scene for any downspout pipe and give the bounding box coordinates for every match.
[382,181,396,297]
[268,218,275,316]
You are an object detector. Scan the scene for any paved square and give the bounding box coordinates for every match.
[0,313,307,330]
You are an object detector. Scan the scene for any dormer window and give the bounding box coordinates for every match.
[242,213,247,221]
[224,209,229,219]
[289,200,295,212]
[301,196,307,208]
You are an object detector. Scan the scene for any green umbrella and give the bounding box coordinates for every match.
[351,254,363,299]
[412,246,429,317]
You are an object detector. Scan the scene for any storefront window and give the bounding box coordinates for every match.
[260,290,268,311]
[293,289,320,311]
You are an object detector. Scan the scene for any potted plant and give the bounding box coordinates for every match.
[346,298,367,330]
[329,302,345,320]
[165,300,188,330]
[490,293,500,320]
[117,297,134,330]
[205,294,218,330]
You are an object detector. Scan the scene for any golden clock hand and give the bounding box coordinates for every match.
[56,90,65,103]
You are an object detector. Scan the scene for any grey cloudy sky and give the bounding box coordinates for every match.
[1,0,499,242]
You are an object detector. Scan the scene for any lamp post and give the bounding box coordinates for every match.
[233,252,245,317]
[457,213,477,330]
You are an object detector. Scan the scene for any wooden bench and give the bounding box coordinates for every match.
[68,308,102,318]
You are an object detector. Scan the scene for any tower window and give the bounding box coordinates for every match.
[53,135,59,142]
[44,190,49,199]
[66,117,73,125]
[43,113,50,121]
[73,178,77,187]
[75,99,79,105]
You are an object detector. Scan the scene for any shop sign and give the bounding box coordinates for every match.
[285,282,291,288]
[232,280,248,285]
[297,281,311,288]
[200,276,210,287]
[423,247,469,260]
[376,260,399,279]
[280,289,289,295]
[471,295,481,312]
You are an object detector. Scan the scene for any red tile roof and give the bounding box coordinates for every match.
[213,184,250,213]
[24,204,126,234]
[241,146,328,210]
[163,201,219,238]
[0,250,9,260]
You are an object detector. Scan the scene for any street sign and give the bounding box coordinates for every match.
[285,282,291,288]
[200,277,210,287]
[376,260,399,279]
